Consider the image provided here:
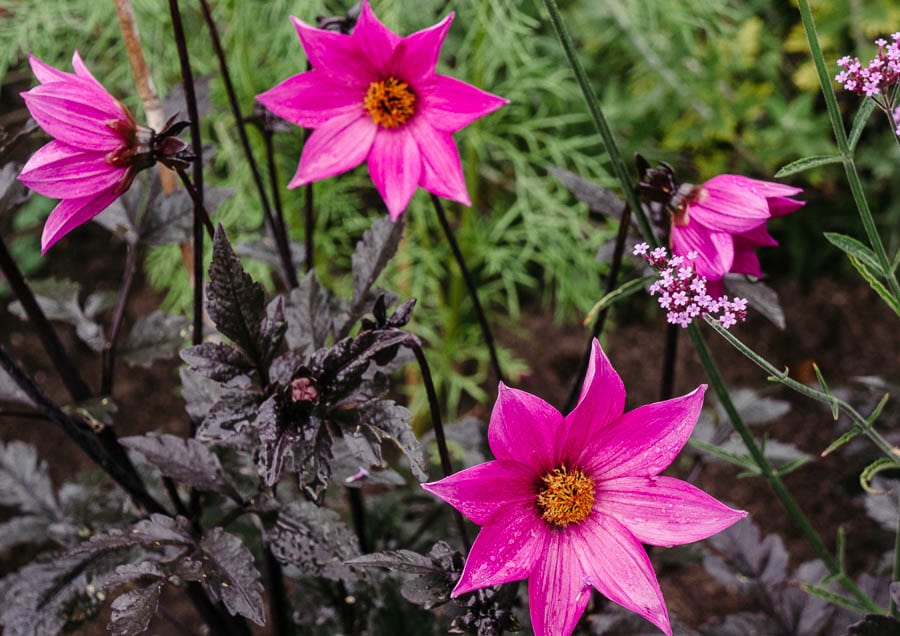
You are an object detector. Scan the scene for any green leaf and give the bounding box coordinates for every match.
[848,98,877,152]
[823,232,882,273]
[583,276,655,326]
[860,458,900,494]
[811,363,839,419]
[822,427,862,456]
[801,582,872,615]
[892,249,900,274]
[774,154,843,177]
[847,254,900,317]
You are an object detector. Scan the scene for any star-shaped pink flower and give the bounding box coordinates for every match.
[669,175,804,292]
[423,340,745,636]
[19,52,152,253]
[256,1,508,220]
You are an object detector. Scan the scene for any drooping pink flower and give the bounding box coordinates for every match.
[18,52,156,253]
[423,340,745,636]
[669,175,804,290]
[256,1,508,220]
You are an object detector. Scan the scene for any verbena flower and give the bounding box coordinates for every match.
[668,175,804,288]
[634,243,748,328]
[835,33,900,98]
[423,340,745,636]
[256,1,507,220]
[18,52,157,253]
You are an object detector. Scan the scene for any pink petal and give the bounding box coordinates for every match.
[559,339,625,464]
[353,1,402,76]
[19,141,127,199]
[767,195,805,217]
[488,383,562,473]
[288,110,377,187]
[422,460,538,525]
[256,71,364,129]
[597,476,747,547]
[71,51,106,93]
[670,223,733,280]
[452,501,547,595]
[741,176,803,198]
[290,16,373,89]
[570,514,671,636]
[419,74,508,133]
[391,13,454,83]
[730,249,762,278]
[28,54,73,84]
[22,86,125,152]
[528,532,593,636]
[41,188,120,253]
[581,385,707,480]
[367,129,422,220]
[689,174,772,233]
[733,223,777,249]
[406,117,470,205]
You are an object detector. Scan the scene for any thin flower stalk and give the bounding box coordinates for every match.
[688,323,883,613]
[101,243,142,395]
[796,0,900,302]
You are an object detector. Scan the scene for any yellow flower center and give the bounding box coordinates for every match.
[536,466,595,528]
[363,77,417,128]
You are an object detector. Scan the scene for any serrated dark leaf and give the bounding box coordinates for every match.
[891,582,900,609]
[0,441,60,518]
[348,542,457,610]
[7,279,113,352]
[346,549,439,576]
[776,560,832,635]
[548,166,629,220]
[235,239,306,278]
[314,329,410,402]
[703,517,788,590]
[0,515,51,553]
[146,186,232,247]
[95,173,162,244]
[724,276,786,330]
[207,225,267,365]
[181,342,254,386]
[0,367,35,408]
[259,296,287,366]
[700,612,780,636]
[198,390,262,449]
[198,527,265,626]
[342,215,405,338]
[103,561,166,589]
[0,162,29,218]
[386,297,416,328]
[108,580,164,636]
[120,434,240,500]
[69,515,193,556]
[285,271,334,353]
[356,400,425,480]
[0,552,104,636]
[266,501,361,583]
[846,614,900,636]
[179,366,225,421]
[121,311,190,368]
[256,396,328,487]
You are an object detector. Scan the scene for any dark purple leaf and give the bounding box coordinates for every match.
[266,501,361,583]
[180,342,254,386]
[256,396,328,487]
[355,400,424,480]
[197,527,265,626]
[179,367,224,421]
[548,166,629,220]
[703,517,788,590]
[0,516,51,553]
[0,441,60,518]
[846,615,900,636]
[121,311,190,368]
[724,276,786,330]
[0,367,34,408]
[259,296,287,366]
[207,226,267,366]
[700,612,780,636]
[120,434,240,500]
[285,271,334,353]
[108,580,164,636]
[198,390,262,449]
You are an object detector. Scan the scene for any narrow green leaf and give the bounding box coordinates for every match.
[687,439,761,474]
[774,155,843,177]
[801,583,871,614]
[811,363,839,419]
[822,427,862,456]
[867,393,891,426]
[892,249,900,274]
[849,98,877,152]
[775,456,812,477]
[860,457,900,494]
[824,232,882,273]
[836,526,846,574]
[847,254,900,317]
[583,276,655,326]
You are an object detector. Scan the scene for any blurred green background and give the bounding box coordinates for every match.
[1,0,899,416]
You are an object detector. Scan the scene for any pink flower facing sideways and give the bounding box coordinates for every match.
[256,1,507,220]
[668,175,804,295]
[423,340,746,636]
[18,52,155,253]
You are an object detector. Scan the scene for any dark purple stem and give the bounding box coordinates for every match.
[304,181,314,273]
[347,488,369,553]
[562,203,632,414]
[175,168,215,239]
[430,195,505,386]
[197,0,298,289]
[101,244,142,395]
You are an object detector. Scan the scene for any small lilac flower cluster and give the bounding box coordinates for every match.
[634,243,748,329]
[835,33,900,98]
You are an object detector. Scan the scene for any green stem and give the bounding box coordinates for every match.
[538,0,656,246]
[687,324,881,613]
[705,316,899,462]
[796,0,900,301]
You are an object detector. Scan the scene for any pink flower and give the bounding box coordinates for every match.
[256,1,507,220]
[18,52,155,253]
[669,175,804,289]
[422,340,745,636]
